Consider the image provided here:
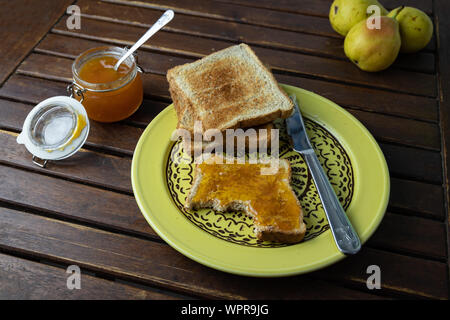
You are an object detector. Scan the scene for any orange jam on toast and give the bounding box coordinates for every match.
[189,157,303,233]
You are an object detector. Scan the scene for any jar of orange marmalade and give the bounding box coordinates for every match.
[70,46,143,123]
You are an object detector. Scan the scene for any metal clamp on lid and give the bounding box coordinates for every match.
[67,82,86,103]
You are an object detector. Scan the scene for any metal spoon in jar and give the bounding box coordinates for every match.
[113,9,175,71]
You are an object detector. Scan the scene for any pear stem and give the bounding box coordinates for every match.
[391,6,405,20]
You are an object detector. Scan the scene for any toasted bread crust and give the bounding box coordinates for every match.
[167,70,195,130]
[239,44,294,119]
[256,228,305,243]
[167,43,294,133]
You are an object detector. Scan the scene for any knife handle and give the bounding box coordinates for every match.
[303,150,361,255]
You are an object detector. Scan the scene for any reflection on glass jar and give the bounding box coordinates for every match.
[71,46,143,123]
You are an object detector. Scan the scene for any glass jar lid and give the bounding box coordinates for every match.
[17,96,90,167]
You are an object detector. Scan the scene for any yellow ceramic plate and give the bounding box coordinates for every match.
[131,84,390,277]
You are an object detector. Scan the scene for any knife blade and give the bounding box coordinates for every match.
[286,95,361,255]
[286,95,313,153]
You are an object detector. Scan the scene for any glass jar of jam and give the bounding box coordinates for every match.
[71,46,143,123]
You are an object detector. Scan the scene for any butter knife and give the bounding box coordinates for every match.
[286,95,361,255]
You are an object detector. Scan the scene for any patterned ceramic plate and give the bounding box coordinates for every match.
[131,84,390,277]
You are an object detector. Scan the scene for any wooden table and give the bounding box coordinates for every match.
[0,0,448,300]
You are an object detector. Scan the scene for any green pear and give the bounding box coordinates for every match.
[388,6,433,53]
[344,16,401,72]
[329,0,388,36]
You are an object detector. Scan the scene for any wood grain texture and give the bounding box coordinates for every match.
[0,0,446,301]
[0,76,144,155]
[0,123,444,232]
[77,0,435,73]
[105,0,436,51]
[0,130,133,193]
[2,207,448,299]
[274,73,438,123]
[346,109,440,151]
[0,207,384,300]
[105,0,338,37]
[27,40,441,122]
[435,0,450,280]
[379,143,442,184]
[10,54,441,151]
[0,253,182,299]
[52,16,437,96]
[214,0,433,16]
[314,248,447,299]
[0,164,156,238]
[0,0,73,84]
[389,178,444,219]
[368,212,446,260]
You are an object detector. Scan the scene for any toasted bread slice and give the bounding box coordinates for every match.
[183,122,274,156]
[167,44,293,132]
[185,155,306,243]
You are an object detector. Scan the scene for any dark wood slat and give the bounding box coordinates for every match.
[36,33,190,76]
[347,109,441,151]
[14,53,171,99]
[379,143,442,184]
[5,64,440,154]
[216,0,433,16]
[126,99,169,126]
[76,0,434,74]
[8,52,170,124]
[8,55,443,153]
[0,99,444,261]
[52,17,437,97]
[275,73,438,123]
[106,0,436,51]
[26,45,189,79]
[214,0,333,17]
[1,128,445,259]
[105,0,338,37]
[368,212,446,260]
[0,252,181,299]
[390,178,444,219]
[0,76,166,156]
[0,74,68,102]
[0,130,133,193]
[35,39,438,124]
[32,37,440,122]
[395,52,435,74]
[0,161,443,262]
[17,53,73,81]
[0,96,444,223]
[435,0,450,280]
[0,118,443,224]
[1,61,443,222]
[0,207,383,299]
[0,0,445,302]
[314,247,447,299]
[0,145,444,261]
[0,164,157,238]
[3,207,447,299]
[11,53,441,151]
[0,0,73,84]
[6,66,441,152]
[0,76,144,155]
[381,0,433,14]
[36,33,106,59]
